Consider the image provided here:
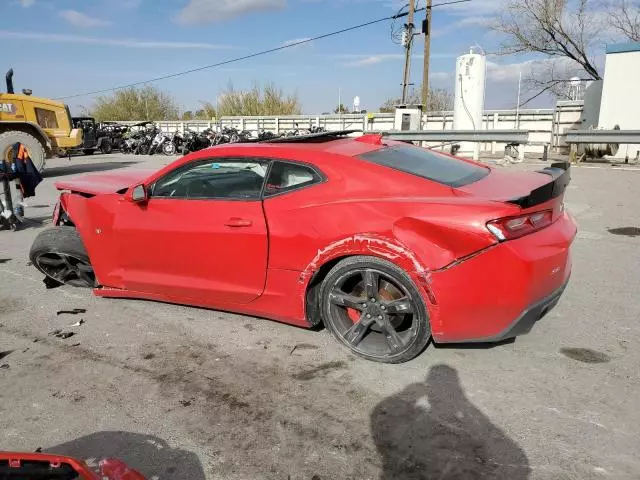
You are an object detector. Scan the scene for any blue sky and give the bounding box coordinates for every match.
[0,0,600,115]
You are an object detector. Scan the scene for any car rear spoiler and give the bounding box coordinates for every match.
[508,162,571,209]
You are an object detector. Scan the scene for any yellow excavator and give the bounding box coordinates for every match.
[0,69,82,172]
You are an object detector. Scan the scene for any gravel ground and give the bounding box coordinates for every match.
[0,153,639,479]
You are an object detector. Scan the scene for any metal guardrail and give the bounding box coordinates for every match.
[383,129,530,144]
[565,130,640,144]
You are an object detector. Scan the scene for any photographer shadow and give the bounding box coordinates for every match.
[371,365,530,480]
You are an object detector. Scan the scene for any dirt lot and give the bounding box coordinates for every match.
[1,154,639,479]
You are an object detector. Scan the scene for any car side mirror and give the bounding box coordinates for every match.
[130,184,148,203]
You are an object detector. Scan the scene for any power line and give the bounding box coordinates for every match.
[56,0,472,100]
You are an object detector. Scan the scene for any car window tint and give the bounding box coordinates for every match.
[151,160,267,200]
[358,145,489,187]
[264,162,321,197]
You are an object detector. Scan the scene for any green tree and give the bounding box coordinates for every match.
[334,104,348,114]
[216,83,301,116]
[194,101,217,120]
[181,110,194,121]
[92,85,179,121]
[379,88,453,113]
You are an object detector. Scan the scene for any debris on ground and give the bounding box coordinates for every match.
[56,308,87,316]
[289,343,320,356]
[48,330,75,339]
[69,319,85,327]
[43,277,63,289]
[0,259,11,264]
[0,364,9,369]
[0,350,13,361]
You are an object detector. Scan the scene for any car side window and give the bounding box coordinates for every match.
[264,161,322,197]
[151,159,267,200]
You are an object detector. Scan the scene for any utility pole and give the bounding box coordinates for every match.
[421,0,432,110]
[401,0,416,104]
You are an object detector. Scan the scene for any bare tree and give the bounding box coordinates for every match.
[607,0,640,41]
[492,0,603,101]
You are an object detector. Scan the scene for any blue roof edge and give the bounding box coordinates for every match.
[607,42,640,54]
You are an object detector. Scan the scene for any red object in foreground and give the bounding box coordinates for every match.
[31,134,576,363]
[0,452,146,479]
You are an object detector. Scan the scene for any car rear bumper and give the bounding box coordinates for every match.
[428,211,576,343]
[447,279,569,343]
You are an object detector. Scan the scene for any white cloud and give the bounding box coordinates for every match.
[345,54,404,67]
[112,0,142,7]
[59,10,111,28]
[339,52,455,68]
[281,37,313,48]
[19,0,35,6]
[177,0,286,24]
[0,30,234,49]
[439,0,508,16]
[486,57,583,82]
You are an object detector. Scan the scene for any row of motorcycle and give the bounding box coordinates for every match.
[121,121,327,156]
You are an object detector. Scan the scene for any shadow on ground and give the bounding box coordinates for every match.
[44,161,139,178]
[45,431,205,479]
[371,365,530,480]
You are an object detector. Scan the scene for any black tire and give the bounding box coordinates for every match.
[83,149,95,155]
[29,227,97,288]
[100,139,113,154]
[162,142,176,155]
[320,256,431,364]
[0,130,47,173]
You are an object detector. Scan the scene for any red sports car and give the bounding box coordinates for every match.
[30,132,576,363]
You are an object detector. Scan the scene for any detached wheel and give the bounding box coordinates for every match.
[0,130,46,173]
[30,227,97,288]
[320,256,430,364]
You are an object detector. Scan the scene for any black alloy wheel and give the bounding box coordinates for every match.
[35,252,96,288]
[320,256,431,364]
[30,226,97,288]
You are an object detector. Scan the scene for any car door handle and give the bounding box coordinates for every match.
[225,218,253,228]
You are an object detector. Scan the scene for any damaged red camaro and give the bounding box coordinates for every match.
[30,132,577,363]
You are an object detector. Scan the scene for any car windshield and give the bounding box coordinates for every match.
[358,145,489,187]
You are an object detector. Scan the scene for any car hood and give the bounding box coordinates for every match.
[55,169,155,195]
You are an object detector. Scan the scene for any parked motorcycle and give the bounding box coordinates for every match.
[163,131,183,155]
[213,126,252,145]
[134,124,159,155]
[181,129,212,154]
[257,130,281,141]
[148,129,172,155]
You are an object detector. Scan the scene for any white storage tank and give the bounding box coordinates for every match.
[597,42,640,160]
[453,48,486,157]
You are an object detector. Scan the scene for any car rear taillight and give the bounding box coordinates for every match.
[487,210,553,241]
